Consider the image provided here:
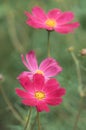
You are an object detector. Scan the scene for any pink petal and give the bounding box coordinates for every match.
[44,66,62,77]
[26,19,46,29]
[33,74,45,90]
[25,11,33,19]
[55,88,66,97]
[46,78,60,87]
[44,79,60,93]
[17,71,33,80]
[17,73,33,91]
[21,54,29,69]
[25,11,46,29]
[22,98,37,106]
[47,9,62,19]
[55,22,80,34]
[26,51,38,72]
[46,97,63,106]
[39,58,62,77]
[36,101,49,112]
[32,6,47,21]
[57,12,74,24]
[47,88,65,98]
[15,88,29,98]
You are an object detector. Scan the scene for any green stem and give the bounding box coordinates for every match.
[70,52,84,130]
[37,112,41,130]
[47,31,51,57]
[0,86,24,125]
[72,98,83,130]
[71,52,83,96]
[6,10,24,53]
[30,115,37,130]
[24,107,32,130]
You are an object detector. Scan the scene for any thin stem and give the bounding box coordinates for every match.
[37,112,41,130]
[30,115,37,130]
[0,86,24,125]
[72,98,83,130]
[6,10,24,53]
[71,52,83,95]
[47,31,51,57]
[24,107,32,130]
[70,52,84,130]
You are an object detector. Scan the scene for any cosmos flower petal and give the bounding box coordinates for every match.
[26,19,45,28]
[57,12,74,24]
[39,58,57,70]
[22,98,37,106]
[55,22,80,34]
[17,71,33,81]
[43,66,62,77]
[55,88,66,96]
[47,8,62,19]
[46,97,63,106]
[21,54,29,69]
[17,73,33,91]
[36,101,50,112]
[44,79,60,93]
[15,88,29,98]
[25,12,43,28]
[39,58,62,77]
[32,6,47,21]
[33,74,45,90]
[47,88,66,98]
[45,78,60,88]
[25,11,33,20]
[26,51,38,72]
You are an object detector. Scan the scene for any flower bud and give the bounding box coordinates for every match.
[81,49,86,56]
[68,46,74,52]
[0,74,4,81]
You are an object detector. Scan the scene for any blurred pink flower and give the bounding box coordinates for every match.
[16,74,66,112]
[18,50,62,80]
[25,6,80,34]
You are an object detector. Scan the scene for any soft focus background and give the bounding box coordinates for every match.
[0,0,86,130]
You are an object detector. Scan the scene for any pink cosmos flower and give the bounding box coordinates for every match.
[25,6,80,34]
[16,74,66,112]
[18,50,62,80]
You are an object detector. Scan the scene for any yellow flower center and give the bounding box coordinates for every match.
[36,70,44,75]
[35,91,45,100]
[45,19,56,27]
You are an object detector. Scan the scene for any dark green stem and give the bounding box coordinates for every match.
[47,31,51,57]
[37,112,41,130]
[24,107,32,130]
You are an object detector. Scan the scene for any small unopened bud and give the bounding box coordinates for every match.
[80,87,86,97]
[0,74,4,81]
[68,46,74,52]
[81,49,86,56]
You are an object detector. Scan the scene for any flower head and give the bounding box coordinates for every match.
[25,6,80,34]
[16,74,66,112]
[18,50,62,80]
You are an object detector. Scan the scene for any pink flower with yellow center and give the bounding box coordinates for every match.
[16,74,66,112]
[17,50,62,80]
[25,6,80,34]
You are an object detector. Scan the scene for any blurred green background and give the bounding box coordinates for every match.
[0,0,86,130]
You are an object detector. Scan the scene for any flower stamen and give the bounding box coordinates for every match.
[36,70,44,75]
[35,91,45,100]
[45,19,56,27]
